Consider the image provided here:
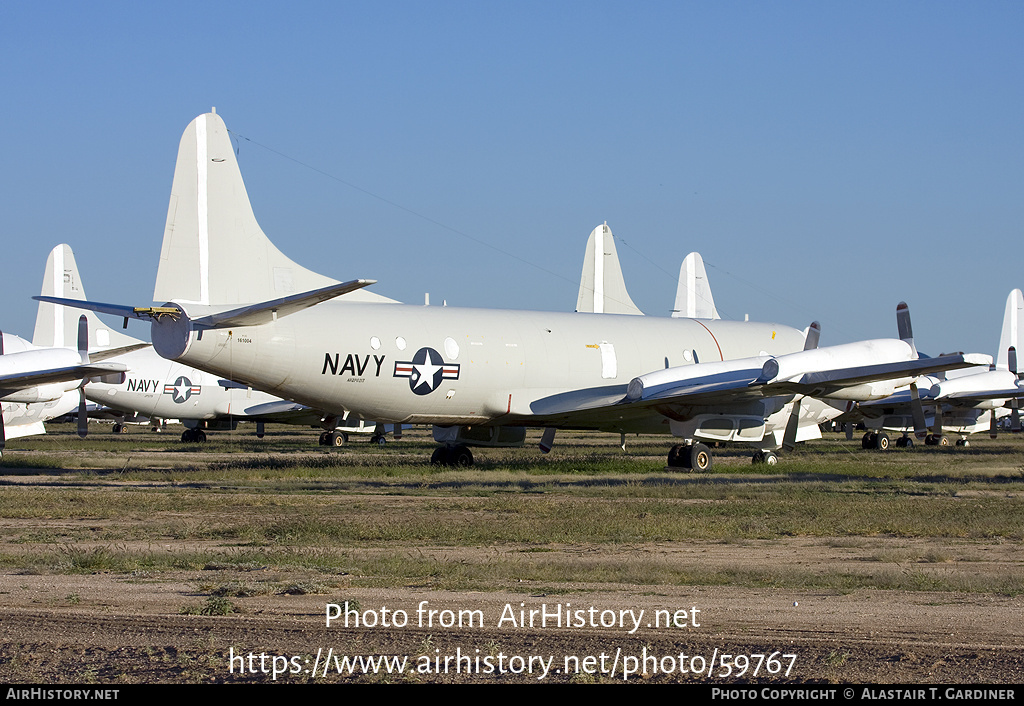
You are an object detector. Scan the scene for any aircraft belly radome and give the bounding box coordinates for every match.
[154,300,805,428]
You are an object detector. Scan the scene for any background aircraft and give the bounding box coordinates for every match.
[0,316,129,456]
[852,289,1024,449]
[43,112,989,470]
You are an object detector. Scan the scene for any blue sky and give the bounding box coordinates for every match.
[2,1,1021,355]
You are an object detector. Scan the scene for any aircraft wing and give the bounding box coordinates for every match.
[0,362,127,392]
[525,341,989,420]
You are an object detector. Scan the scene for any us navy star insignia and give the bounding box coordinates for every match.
[393,347,460,395]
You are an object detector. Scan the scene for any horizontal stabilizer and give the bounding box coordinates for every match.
[36,279,376,330]
[191,279,377,328]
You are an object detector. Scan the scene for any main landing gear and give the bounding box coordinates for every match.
[319,431,348,446]
[181,428,207,443]
[861,432,891,451]
[751,450,778,465]
[667,442,712,472]
[431,444,474,467]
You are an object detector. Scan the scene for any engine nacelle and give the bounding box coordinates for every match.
[758,339,914,385]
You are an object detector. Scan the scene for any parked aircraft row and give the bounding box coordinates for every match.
[28,109,1019,471]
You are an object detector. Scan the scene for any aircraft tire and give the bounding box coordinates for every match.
[430,447,448,466]
[181,429,192,443]
[762,451,778,466]
[371,435,387,446]
[874,433,890,451]
[861,432,875,450]
[196,430,207,443]
[667,444,687,468]
[689,443,712,472]
[451,445,473,467]
[752,451,764,464]
[112,424,123,434]
[938,436,949,447]
[329,431,345,447]
[318,432,328,446]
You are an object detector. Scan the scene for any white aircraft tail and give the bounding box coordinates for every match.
[154,111,395,307]
[996,288,1024,370]
[575,223,643,315]
[671,252,720,319]
[33,244,143,351]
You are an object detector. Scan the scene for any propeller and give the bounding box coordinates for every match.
[782,321,820,452]
[897,302,929,439]
[0,329,5,457]
[1010,346,1021,432]
[539,427,556,454]
[77,315,89,439]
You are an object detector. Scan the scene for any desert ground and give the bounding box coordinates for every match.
[0,424,1021,684]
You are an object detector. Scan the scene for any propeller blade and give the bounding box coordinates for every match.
[782,397,803,452]
[1009,346,1021,432]
[77,315,88,364]
[897,302,918,358]
[803,321,820,351]
[77,389,88,438]
[539,427,556,454]
[909,382,927,439]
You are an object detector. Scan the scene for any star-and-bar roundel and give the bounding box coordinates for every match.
[164,376,201,403]
[393,347,460,395]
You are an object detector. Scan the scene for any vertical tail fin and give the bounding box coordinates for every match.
[574,223,643,315]
[996,289,1024,370]
[672,252,720,319]
[34,244,143,350]
[154,111,395,307]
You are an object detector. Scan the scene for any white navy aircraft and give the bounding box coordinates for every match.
[853,289,1024,449]
[0,313,131,456]
[40,111,990,469]
[38,243,387,445]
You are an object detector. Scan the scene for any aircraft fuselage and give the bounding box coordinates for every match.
[156,301,806,433]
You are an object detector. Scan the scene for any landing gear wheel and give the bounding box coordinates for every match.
[752,451,764,464]
[895,436,914,448]
[112,424,125,434]
[861,432,876,450]
[667,444,687,468]
[370,434,387,446]
[328,431,346,447]
[762,451,778,466]
[450,445,474,467]
[688,442,712,472]
[956,438,970,448]
[430,447,448,466]
[318,432,329,446]
[874,432,890,451]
